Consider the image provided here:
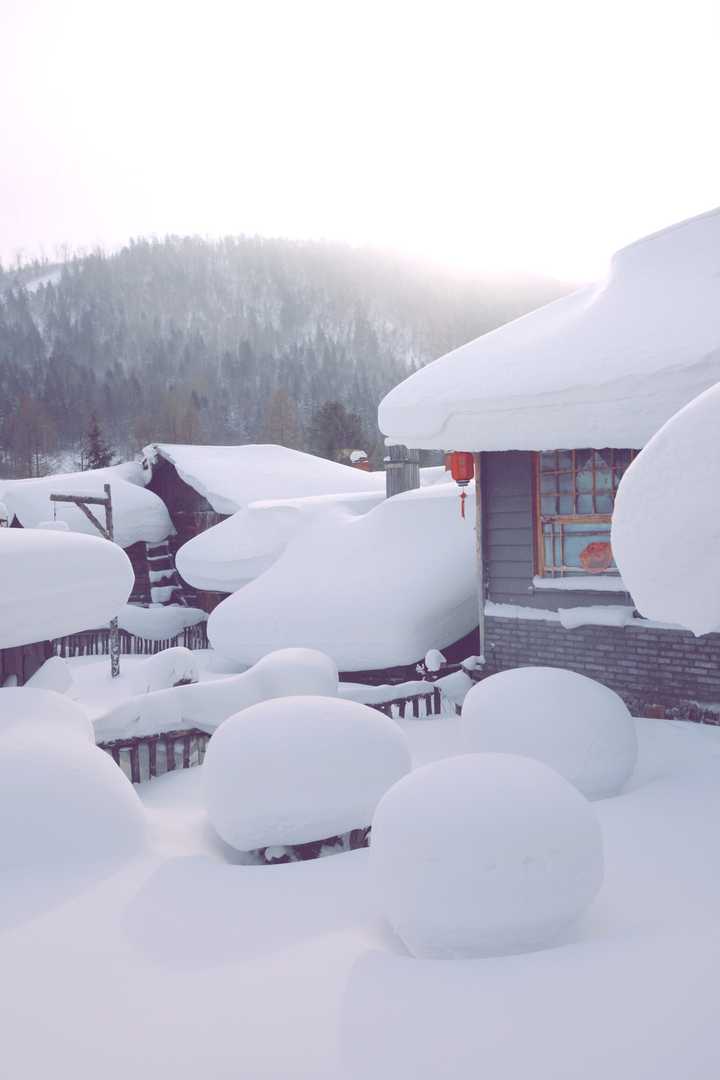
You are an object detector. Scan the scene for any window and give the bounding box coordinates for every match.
[534,449,636,578]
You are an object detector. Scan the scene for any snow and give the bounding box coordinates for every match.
[2,714,720,1078]
[0,687,94,744]
[176,489,384,592]
[128,647,199,694]
[379,207,720,450]
[203,695,411,851]
[370,753,603,959]
[176,467,450,594]
[94,647,338,741]
[0,461,173,548]
[612,380,720,636]
[558,605,636,630]
[0,528,134,648]
[462,667,638,799]
[424,648,446,672]
[145,443,388,515]
[0,728,145,870]
[108,602,207,640]
[208,484,478,671]
[532,574,629,592]
[24,655,74,694]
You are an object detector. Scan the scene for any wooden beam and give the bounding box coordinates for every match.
[474,453,486,664]
[49,493,110,506]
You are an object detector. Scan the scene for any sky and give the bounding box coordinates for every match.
[1,0,719,282]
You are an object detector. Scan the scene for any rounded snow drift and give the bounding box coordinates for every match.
[370,753,604,958]
[0,687,94,744]
[461,667,637,799]
[203,695,411,852]
[0,732,146,870]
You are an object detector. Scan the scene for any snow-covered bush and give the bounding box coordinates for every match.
[129,646,199,694]
[203,695,411,857]
[0,730,146,869]
[0,687,94,743]
[612,380,720,635]
[24,655,74,694]
[370,753,603,958]
[461,667,637,799]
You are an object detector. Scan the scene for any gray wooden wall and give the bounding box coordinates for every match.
[483,451,633,610]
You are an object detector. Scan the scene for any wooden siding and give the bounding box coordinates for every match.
[483,451,633,610]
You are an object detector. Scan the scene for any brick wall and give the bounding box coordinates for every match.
[485,615,720,721]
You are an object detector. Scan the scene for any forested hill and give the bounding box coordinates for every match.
[0,236,568,476]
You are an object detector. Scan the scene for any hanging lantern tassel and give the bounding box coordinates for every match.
[446,451,475,521]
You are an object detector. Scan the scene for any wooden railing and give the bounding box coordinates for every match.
[99,728,211,783]
[52,621,209,658]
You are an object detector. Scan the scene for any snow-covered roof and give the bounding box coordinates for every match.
[0,528,134,648]
[0,462,173,549]
[207,483,478,671]
[379,207,720,451]
[175,466,452,593]
[145,443,387,515]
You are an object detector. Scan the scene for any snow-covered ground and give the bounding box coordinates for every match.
[1,709,720,1079]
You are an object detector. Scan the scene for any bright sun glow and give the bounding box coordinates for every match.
[1,0,719,281]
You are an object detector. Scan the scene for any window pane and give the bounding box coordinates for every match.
[541,495,557,514]
[558,472,573,493]
[577,493,594,514]
[563,523,615,571]
[595,468,612,492]
[576,468,593,492]
[541,474,557,493]
[596,494,613,513]
[557,450,572,469]
[559,494,574,514]
[540,452,556,470]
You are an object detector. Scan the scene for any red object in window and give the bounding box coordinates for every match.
[579,541,613,572]
[446,451,474,487]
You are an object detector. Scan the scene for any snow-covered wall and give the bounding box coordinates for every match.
[0,528,134,648]
[379,207,720,451]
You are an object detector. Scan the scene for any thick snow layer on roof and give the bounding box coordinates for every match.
[0,529,134,648]
[379,207,720,451]
[612,381,720,635]
[145,443,387,515]
[208,483,478,672]
[177,468,453,592]
[0,462,172,548]
[105,603,206,641]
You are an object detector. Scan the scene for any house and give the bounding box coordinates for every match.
[378,207,720,718]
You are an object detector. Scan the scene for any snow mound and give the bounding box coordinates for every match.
[0,732,145,869]
[94,648,339,741]
[612,380,720,636]
[128,647,199,694]
[1,464,173,548]
[112,603,206,641]
[208,484,477,671]
[0,528,134,648]
[24,655,74,694]
[370,753,604,958]
[203,695,411,851]
[379,206,720,450]
[0,688,94,743]
[462,667,637,799]
[145,443,386,515]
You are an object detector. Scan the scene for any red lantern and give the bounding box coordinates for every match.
[446,451,475,518]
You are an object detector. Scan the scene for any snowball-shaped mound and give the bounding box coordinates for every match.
[370,753,603,958]
[203,695,411,851]
[0,688,94,743]
[24,655,74,694]
[612,380,720,635]
[461,667,637,799]
[0,733,146,870]
[129,646,199,694]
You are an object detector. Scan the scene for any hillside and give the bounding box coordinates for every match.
[0,237,567,476]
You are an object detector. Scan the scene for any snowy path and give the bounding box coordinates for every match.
[1,717,720,1078]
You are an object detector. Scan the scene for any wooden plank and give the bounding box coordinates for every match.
[165,736,176,771]
[129,745,140,784]
[148,738,157,778]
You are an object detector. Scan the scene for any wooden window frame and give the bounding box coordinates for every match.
[533,450,635,579]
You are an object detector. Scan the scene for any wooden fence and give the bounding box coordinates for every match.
[99,728,211,784]
[53,621,209,658]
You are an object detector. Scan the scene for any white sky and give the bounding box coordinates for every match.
[1,0,718,281]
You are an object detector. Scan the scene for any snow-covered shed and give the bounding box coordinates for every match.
[378,207,720,716]
[0,462,175,606]
[143,443,387,608]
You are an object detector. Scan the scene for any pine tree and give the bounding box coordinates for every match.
[308,401,366,462]
[83,414,115,470]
